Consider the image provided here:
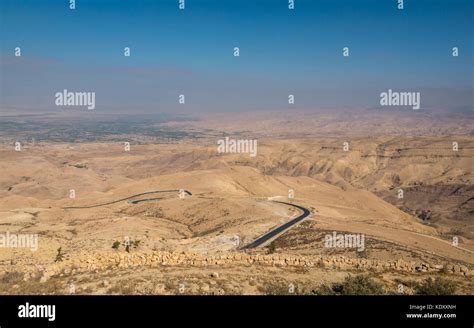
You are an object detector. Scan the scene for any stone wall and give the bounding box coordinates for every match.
[5,251,471,282]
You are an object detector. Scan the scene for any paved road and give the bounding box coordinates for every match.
[127,197,164,204]
[242,201,311,249]
[63,189,192,209]
[63,190,310,250]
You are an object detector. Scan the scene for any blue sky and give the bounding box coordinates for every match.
[1,0,472,112]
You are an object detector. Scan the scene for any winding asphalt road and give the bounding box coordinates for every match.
[63,189,311,250]
[62,189,192,209]
[241,201,311,249]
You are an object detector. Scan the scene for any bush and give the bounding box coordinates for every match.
[122,238,141,253]
[0,271,24,285]
[54,247,65,262]
[415,277,457,295]
[112,241,120,250]
[339,275,385,295]
[260,282,299,295]
[310,284,337,295]
[267,241,276,254]
[332,275,385,295]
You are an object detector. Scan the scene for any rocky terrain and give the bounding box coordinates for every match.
[0,110,472,295]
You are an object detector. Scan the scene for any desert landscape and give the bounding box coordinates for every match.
[0,109,472,295]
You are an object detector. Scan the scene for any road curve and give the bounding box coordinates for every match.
[63,189,192,209]
[242,200,311,249]
[63,190,310,250]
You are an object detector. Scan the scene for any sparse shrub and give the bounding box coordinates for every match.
[357,248,370,259]
[415,277,457,295]
[260,282,299,295]
[320,275,385,295]
[0,271,24,285]
[122,237,141,253]
[112,241,120,250]
[55,247,65,262]
[415,209,432,221]
[310,284,337,295]
[267,241,276,254]
[337,275,385,295]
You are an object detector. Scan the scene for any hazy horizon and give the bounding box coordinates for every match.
[1,0,473,113]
